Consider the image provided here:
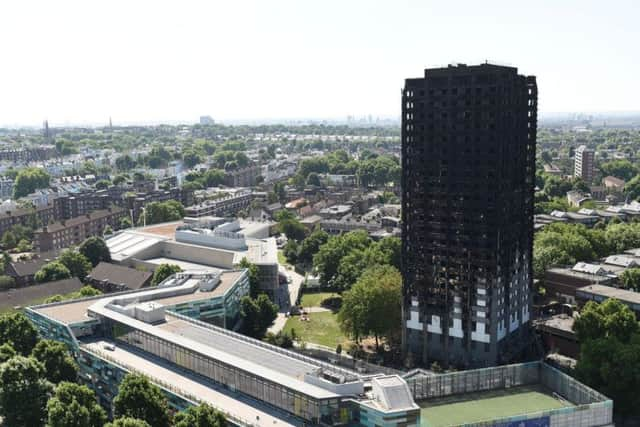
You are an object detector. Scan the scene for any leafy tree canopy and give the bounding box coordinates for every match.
[35,261,72,283]
[151,263,182,286]
[46,381,107,427]
[0,312,39,355]
[113,374,171,427]
[79,236,112,266]
[0,356,53,427]
[31,339,78,384]
[173,403,227,427]
[58,249,92,279]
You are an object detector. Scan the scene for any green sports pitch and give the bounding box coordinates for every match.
[419,385,573,427]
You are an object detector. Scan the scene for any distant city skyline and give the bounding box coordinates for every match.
[1,0,639,126]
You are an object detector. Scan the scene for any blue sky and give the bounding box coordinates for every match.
[0,0,638,125]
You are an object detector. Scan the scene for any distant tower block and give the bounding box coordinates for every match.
[43,119,50,142]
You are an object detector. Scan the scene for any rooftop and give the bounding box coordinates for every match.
[87,262,152,290]
[419,385,572,427]
[81,340,298,427]
[33,270,243,325]
[577,284,640,306]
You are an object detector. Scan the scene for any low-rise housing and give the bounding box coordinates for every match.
[86,262,153,292]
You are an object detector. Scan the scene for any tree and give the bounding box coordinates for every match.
[624,175,640,201]
[542,175,573,198]
[375,236,401,270]
[573,299,639,343]
[113,374,171,427]
[313,230,371,287]
[46,382,107,427]
[182,150,203,168]
[106,418,151,427]
[283,239,299,264]
[0,312,39,355]
[238,258,260,298]
[13,167,51,198]
[15,239,31,252]
[0,356,53,427]
[600,159,637,181]
[120,217,133,229]
[532,245,573,279]
[79,236,112,266]
[240,294,278,338]
[273,181,287,203]
[0,274,15,290]
[275,210,307,242]
[76,285,102,297]
[151,263,182,286]
[0,343,16,363]
[297,228,329,266]
[139,200,185,225]
[338,265,402,349]
[58,249,92,279]
[35,261,72,283]
[202,169,225,187]
[306,172,321,187]
[574,299,640,416]
[1,230,16,249]
[173,403,227,427]
[95,179,111,190]
[31,339,78,384]
[113,174,129,186]
[620,268,640,291]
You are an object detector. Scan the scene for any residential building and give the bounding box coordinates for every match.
[5,250,61,286]
[185,190,253,218]
[574,145,595,183]
[0,202,60,238]
[535,315,580,359]
[0,178,13,199]
[223,164,261,187]
[576,284,640,319]
[34,206,127,252]
[126,187,194,223]
[401,63,537,367]
[86,262,153,292]
[544,264,617,304]
[0,145,57,162]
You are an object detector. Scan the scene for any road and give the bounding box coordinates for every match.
[269,264,305,334]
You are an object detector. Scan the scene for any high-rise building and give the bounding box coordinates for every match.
[574,145,595,183]
[401,63,537,368]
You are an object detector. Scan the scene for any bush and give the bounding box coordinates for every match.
[0,275,15,290]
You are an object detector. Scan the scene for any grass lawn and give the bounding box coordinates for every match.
[300,292,339,308]
[419,385,572,427]
[283,311,348,348]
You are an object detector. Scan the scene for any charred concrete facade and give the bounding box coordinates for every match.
[401,64,537,368]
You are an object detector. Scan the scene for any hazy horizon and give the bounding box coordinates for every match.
[1,0,639,126]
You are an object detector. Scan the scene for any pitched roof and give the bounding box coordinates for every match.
[86,262,152,290]
[9,250,62,277]
[0,277,82,311]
